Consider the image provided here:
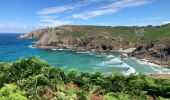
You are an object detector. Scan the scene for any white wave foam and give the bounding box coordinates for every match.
[107,55,115,58]
[52,48,57,50]
[51,48,67,51]
[28,45,35,48]
[98,57,136,75]
[124,66,137,76]
[137,59,160,67]
[133,57,170,74]
[57,49,65,51]
[77,51,91,54]
[30,41,36,44]
[76,51,97,56]
[99,58,123,66]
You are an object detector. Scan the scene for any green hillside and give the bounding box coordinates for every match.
[58,24,170,44]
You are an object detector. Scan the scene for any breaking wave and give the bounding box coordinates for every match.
[98,56,136,75]
[133,58,170,74]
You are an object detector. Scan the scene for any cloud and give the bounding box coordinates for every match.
[72,0,152,19]
[37,1,89,15]
[102,0,152,9]
[86,0,114,2]
[40,16,73,27]
[0,22,40,33]
[37,0,115,15]
[163,21,170,24]
[36,0,153,28]
[38,5,79,15]
[72,8,119,20]
[0,18,72,33]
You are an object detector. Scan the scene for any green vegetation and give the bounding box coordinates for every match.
[27,24,170,52]
[0,57,170,100]
[66,24,170,43]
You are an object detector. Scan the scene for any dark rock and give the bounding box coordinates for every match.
[146,42,154,49]
[163,48,170,55]
[130,41,170,67]
[101,45,107,50]
[135,45,143,51]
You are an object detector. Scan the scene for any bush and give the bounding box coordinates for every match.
[0,84,27,100]
[0,57,170,100]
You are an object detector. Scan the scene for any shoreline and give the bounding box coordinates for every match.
[28,45,170,75]
[132,55,170,69]
[119,48,136,53]
[146,74,170,79]
[29,44,121,53]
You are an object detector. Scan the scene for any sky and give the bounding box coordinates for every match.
[0,0,170,33]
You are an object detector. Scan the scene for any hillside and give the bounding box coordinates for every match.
[20,24,170,67]
[20,25,140,51]
[0,57,170,100]
[20,24,170,49]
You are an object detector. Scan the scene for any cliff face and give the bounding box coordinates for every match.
[130,38,170,68]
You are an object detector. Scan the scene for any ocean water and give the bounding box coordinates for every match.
[0,33,170,75]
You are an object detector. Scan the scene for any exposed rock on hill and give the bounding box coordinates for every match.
[130,38,170,68]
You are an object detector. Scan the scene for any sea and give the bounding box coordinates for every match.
[0,33,170,75]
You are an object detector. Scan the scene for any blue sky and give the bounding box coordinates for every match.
[0,0,170,33]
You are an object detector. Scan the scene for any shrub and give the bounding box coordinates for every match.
[0,84,27,100]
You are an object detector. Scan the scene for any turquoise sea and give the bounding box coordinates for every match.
[0,33,170,75]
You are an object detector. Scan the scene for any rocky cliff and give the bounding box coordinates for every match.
[130,38,170,68]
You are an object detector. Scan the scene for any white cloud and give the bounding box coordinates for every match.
[0,22,40,33]
[40,16,73,27]
[0,19,72,33]
[72,0,152,19]
[37,0,115,15]
[87,0,114,2]
[37,1,89,15]
[102,0,152,9]
[72,8,119,20]
[37,0,152,24]
[163,21,170,24]
[38,5,78,15]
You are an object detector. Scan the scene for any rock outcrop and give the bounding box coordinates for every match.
[130,38,170,68]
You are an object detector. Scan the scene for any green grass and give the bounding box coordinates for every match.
[143,25,170,42]
[71,31,86,37]
[69,24,170,43]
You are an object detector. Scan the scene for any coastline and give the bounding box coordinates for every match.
[146,74,170,79]
[29,44,120,52]
[119,48,136,53]
[28,45,170,76]
[132,55,170,69]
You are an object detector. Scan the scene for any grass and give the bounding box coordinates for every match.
[67,24,170,43]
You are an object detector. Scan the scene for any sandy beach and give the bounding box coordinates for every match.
[147,74,170,79]
[119,48,136,53]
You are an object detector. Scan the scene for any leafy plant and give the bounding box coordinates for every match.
[0,57,170,100]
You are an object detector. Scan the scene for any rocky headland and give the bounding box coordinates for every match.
[20,25,135,52]
[130,39,170,68]
[20,24,170,68]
